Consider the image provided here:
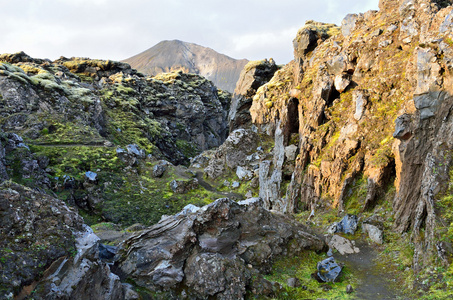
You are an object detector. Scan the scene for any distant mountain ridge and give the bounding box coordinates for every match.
[123,40,248,92]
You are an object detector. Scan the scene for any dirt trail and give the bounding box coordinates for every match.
[333,240,408,300]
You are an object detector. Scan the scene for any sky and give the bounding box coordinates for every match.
[0,0,379,64]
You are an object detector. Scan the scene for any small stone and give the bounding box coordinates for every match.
[327,248,333,257]
[287,277,301,288]
[346,284,354,293]
[336,214,358,235]
[126,144,145,159]
[170,179,199,194]
[232,181,240,189]
[317,257,342,283]
[353,90,368,121]
[85,171,98,182]
[328,235,360,255]
[334,74,351,93]
[153,164,166,178]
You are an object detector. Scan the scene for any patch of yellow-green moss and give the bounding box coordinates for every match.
[265,251,356,299]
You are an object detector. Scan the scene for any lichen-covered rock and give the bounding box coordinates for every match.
[293,21,340,61]
[0,182,123,299]
[0,56,229,167]
[341,14,362,37]
[0,131,50,189]
[116,198,325,299]
[228,59,278,131]
[0,55,234,227]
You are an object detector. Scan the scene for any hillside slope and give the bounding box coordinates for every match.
[123,40,248,92]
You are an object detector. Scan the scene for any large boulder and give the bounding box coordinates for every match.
[0,182,123,299]
[116,198,326,299]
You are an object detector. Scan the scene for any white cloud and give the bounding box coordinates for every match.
[0,0,380,63]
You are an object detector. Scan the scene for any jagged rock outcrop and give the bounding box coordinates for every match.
[0,182,124,299]
[228,59,278,131]
[0,54,231,227]
[246,0,453,272]
[204,128,259,179]
[116,198,325,299]
[0,55,229,166]
[123,40,249,93]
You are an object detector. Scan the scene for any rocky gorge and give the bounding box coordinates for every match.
[3,0,453,299]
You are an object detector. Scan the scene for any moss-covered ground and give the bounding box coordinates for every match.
[27,144,218,227]
[265,251,356,299]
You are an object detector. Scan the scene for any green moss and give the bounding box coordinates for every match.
[266,251,356,299]
[76,73,94,83]
[100,163,217,227]
[343,175,367,215]
[116,84,135,94]
[105,109,160,153]
[29,145,120,180]
[175,139,198,158]
[32,120,104,145]
[437,166,453,244]
[91,222,118,232]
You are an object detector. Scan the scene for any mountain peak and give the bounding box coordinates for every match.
[123,40,248,92]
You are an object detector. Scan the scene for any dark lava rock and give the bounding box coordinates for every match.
[0,182,123,299]
[393,113,412,140]
[346,284,354,293]
[116,198,325,299]
[317,257,342,283]
[336,214,359,235]
[152,163,167,178]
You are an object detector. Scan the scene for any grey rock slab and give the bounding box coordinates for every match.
[328,235,360,255]
[362,223,384,244]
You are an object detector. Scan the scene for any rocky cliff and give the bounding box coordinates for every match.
[232,0,453,295]
[123,40,249,93]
